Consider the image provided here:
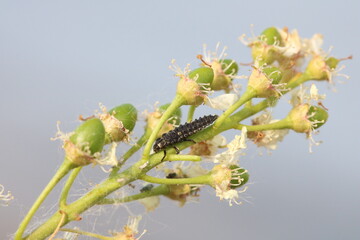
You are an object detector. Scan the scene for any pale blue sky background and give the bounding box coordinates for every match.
[1,1,359,239]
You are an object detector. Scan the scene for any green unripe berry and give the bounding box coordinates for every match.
[325,57,340,70]
[263,67,283,84]
[229,165,249,189]
[308,106,328,129]
[109,104,137,132]
[70,118,106,155]
[159,103,182,125]
[210,59,239,91]
[219,59,239,75]
[261,27,282,45]
[188,67,214,89]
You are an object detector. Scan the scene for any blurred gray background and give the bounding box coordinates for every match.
[1,0,359,239]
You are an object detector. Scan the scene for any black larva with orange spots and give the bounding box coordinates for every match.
[153,114,218,160]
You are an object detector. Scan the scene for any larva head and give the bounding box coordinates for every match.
[153,138,166,153]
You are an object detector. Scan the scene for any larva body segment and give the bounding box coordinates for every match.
[153,114,218,160]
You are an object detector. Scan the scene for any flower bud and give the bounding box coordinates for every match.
[261,27,283,46]
[210,59,239,91]
[229,165,249,189]
[305,55,338,81]
[287,104,328,133]
[210,164,245,205]
[176,76,205,106]
[64,118,105,166]
[251,42,278,64]
[247,67,282,98]
[209,164,232,188]
[102,104,137,143]
[288,104,312,133]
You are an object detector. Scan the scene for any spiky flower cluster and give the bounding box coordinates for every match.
[15,26,349,240]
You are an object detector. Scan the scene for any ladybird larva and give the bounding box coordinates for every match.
[153,114,218,160]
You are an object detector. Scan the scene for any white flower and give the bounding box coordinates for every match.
[255,120,289,150]
[213,127,247,166]
[190,134,227,157]
[249,111,289,150]
[211,165,248,206]
[215,183,242,206]
[276,28,302,58]
[289,84,326,107]
[205,93,239,110]
[310,84,326,102]
[302,33,324,56]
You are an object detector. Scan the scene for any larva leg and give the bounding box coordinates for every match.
[173,146,180,154]
[161,150,167,161]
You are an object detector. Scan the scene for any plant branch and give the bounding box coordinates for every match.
[14,159,76,240]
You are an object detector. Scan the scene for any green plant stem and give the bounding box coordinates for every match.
[233,118,292,131]
[98,184,170,205]
[60,228,112,240]
[59,166,82,208]
[187,105,196,122]
[141,174,211,185]
[166,154,201,162]
[113,129,152,173]
[142,94,185,160]
[14,159,77,240]
[286,72,311,89]
[23,173,127,239]
[22,156,163,240]
[122,129,151,162]
[214,88,256,128]
[229,72,313,127]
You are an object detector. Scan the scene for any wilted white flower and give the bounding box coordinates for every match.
[95,142,118,172]
[205,93,239,110]
[302,33,324,56]
[289,84,326,107]
[112,215,145,240]
[138,196,160,212]
[248,111,289,150]
[211,165,248,206]
[276,28,302,58]
[213,127,247,166]
[190,134,227,157]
